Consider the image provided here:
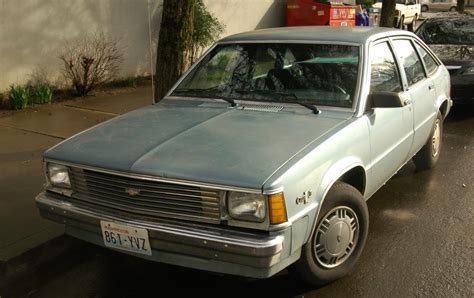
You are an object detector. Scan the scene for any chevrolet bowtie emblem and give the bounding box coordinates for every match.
[125,188,140,197]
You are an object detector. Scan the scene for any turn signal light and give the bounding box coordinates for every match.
[268,192,288,225]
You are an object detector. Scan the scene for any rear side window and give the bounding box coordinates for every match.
[370,42,402,93]
[392,39,426,87]
[414,42,438,75]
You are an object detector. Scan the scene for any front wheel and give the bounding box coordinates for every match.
[413,111,443,171]
[421,5,429,12]
[398,15,405,29]
[291,182,369,286]
[407,15,417,32]
[449,6,457,11]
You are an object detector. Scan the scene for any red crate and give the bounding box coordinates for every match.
[287,0,356,27]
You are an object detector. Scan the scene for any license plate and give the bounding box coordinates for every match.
[100,221,152,256]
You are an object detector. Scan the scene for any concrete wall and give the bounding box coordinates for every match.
[0,0,286,92]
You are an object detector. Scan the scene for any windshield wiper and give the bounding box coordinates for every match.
[172,88,236,106]
[289,101,320,114]
[234,89,320,114]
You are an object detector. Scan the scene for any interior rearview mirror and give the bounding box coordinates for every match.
[367,91,404,109]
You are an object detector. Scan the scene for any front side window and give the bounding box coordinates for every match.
[392,39,426,87]
[414,42,438,75]
[370,42,402,93]
[172,43,360,108]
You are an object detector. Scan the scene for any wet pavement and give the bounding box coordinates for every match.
[0,87,152,266]
[1,107,472,298]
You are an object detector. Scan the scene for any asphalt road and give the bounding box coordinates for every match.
[3,106,472,298]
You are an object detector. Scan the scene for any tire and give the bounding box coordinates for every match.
[449,6,457,12]
[407,15,417,32]
[398,15,405,30]
[421,5,429,12]
[413,111,443,171]
[291,182,369,286]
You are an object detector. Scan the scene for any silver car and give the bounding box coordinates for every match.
[36,27,451,285]
[421,0,457,12]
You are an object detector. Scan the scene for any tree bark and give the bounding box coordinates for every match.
[456,0,465,12]
[155,0,195,101]
[379,0,396,28]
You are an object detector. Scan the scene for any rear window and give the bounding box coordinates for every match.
[417,19,474,45]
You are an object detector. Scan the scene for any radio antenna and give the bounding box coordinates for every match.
[146,0,155,104]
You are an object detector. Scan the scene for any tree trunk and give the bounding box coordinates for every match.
[457,0,465,12]
[155,0,195,101]
[379,0,396,28]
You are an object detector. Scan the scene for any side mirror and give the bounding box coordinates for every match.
[367,91,404,109]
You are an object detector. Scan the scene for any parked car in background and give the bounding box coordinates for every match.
[416,16,474,105]
[36,27,451,286]
[421,0,457,12]
[373,0,421,31]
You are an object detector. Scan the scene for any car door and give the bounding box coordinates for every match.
[365,40,414,194]
[391,39,437,158]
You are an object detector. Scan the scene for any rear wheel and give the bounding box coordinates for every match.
[421,5,429,12]
[449,6,457,11]
[413,111,443,171]
[291,182,369,286]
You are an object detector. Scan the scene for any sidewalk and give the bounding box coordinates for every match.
[0,86,152,269]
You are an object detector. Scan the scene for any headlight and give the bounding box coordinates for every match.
[47,163,71,188]
[462,66,474,75]
[228,191,266,222]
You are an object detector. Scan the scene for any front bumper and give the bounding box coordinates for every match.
[36,192,298,278]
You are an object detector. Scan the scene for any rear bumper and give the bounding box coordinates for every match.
[36,192,298,278]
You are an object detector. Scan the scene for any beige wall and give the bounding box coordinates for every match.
[0,0,286,92]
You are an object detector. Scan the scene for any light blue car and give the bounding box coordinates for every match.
[36,26,451,285]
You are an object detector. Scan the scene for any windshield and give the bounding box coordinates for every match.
[171,43,360,109]
[417,19,474,45]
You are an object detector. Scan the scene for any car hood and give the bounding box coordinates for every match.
[45,102,350,189]
[429,44,474,65]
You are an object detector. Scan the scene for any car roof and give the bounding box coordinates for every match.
[219,26,415,45]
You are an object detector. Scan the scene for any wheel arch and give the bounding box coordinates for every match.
[437,97,450,119]
[304,162,367,244]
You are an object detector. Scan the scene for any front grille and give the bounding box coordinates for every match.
[68,167,223,224]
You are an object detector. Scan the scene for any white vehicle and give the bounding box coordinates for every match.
[373,0,421,31]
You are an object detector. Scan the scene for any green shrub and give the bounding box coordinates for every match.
[31,84,53,104]
[9,85,30,109]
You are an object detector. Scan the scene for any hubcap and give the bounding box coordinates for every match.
[314,206,359,268]
[432,119,441,157]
